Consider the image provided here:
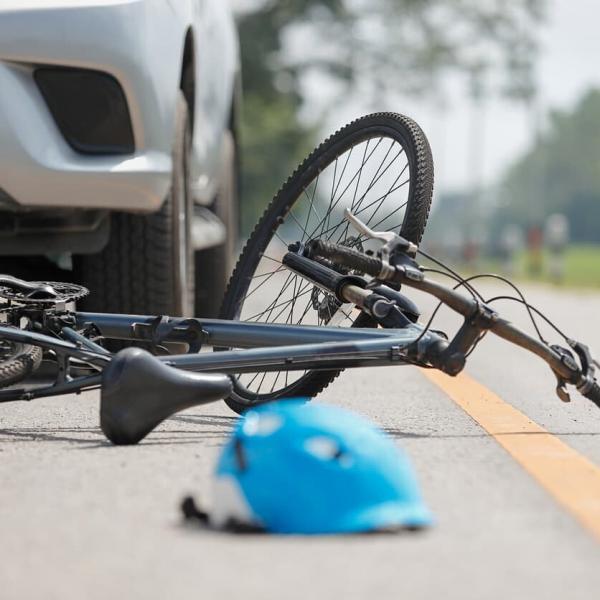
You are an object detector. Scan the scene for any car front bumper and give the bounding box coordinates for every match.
[0,1,182,213]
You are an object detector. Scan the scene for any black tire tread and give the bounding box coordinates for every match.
[0,343,43,388]
[75,95,189,317]
[76,204,177,315]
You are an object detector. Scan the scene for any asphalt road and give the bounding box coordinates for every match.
[2,281,600,599]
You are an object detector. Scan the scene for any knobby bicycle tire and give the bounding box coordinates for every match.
[220,112,434,414]
[0,338,43,388]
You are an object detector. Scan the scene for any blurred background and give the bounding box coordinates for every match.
[233,0,600,288]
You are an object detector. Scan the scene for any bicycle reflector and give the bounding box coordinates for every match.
[183,401,432,534]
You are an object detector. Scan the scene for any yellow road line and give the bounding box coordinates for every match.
[422,369,600,541]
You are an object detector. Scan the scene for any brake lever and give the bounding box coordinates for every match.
[344,209,418,258]
[549,339,600,402]
[555,375,571,403]
[567,339,600,397]
[550,343,583,403]
[568,339,595,374]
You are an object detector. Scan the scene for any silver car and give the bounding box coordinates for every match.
[0,0,241,316]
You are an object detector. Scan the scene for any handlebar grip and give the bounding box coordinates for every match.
[581,380,600,409]
[307,240,383,277]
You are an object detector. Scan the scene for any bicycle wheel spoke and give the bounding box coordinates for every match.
[323,157,339,238]
[352,164,408,222]
[244,267,287,300]
[245,371,262,389]
[261,254,284,265]
[314,145,406,243]
[296,292,317,324]
[332,175,409,246]
[304,138,384,242]
[250,266,286,280]
[343,141,397,219]
[255,371,267,395]
[246,284,313,323]
[273,230,290,248]
[264,275,307,323]
[268,284,313,323]
[287,275,300,324]
[288,208,307,234]
[270,370,283,393]
[333,141,372,244]
[369,199,409,230]
[324,147,355,237]
[243,270,296,321]
[301,173,322,239]
[337,146,404,225]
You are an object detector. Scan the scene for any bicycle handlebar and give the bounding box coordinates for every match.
[306,240,600,407]
[306,240,385,278]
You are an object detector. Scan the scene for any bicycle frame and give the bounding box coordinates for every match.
[0,232,595,406]
[77,312,436,374]
[0,311,440,403]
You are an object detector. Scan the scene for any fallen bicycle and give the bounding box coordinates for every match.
[1,113,598,445]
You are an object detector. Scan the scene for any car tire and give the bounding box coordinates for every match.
[75,92,194,317]
[194,129,239,317]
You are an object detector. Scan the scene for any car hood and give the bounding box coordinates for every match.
[0,0,140,12]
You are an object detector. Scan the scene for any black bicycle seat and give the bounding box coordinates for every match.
[0,275,57,299]
[0,276,88,304]
[100,347,233,445]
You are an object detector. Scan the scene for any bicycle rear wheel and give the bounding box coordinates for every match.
[0,337,43,388]
[220,113,434,414]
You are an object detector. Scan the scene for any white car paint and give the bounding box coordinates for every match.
[0,0,239,213]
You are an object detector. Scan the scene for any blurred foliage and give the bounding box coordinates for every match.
[424,190,468,241]
[236,0,544,234]
[493,89,600,243]
[239,94,316,234]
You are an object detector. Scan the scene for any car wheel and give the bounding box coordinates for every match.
[194,129,239,317]
[75,92,194,316]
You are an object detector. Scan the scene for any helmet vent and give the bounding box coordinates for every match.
[243,413,282,436]
[234,438,247,471]
[304,436,353,466]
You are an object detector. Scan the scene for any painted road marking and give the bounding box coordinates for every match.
[423,369,600,541]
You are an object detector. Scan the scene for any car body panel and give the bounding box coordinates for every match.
[0,0,239,213]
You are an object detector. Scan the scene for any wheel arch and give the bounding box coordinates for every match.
[226,68,242,202]
[229,68,242,141]
[180,26,196,133]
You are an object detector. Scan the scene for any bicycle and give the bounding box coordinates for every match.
[1,113,598,445]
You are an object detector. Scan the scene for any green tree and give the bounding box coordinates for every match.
[493,88,600,243]
[236,0,544,234]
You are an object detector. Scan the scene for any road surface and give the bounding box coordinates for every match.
[1,281,600,599]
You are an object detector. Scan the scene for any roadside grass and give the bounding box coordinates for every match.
[515,245,600,289]
[558,245,600,287]
[434,245,600,290]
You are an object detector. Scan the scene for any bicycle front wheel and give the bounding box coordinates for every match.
[220,112,434,414]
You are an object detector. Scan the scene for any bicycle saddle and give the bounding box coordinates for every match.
[0,276,88,304]
[100,347,233,445]
[0,275,58,300]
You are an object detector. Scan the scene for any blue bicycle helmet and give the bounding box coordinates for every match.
[207,401,432,534]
